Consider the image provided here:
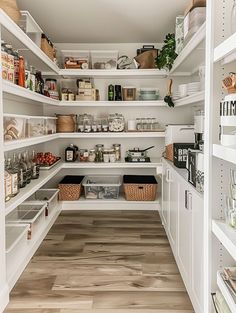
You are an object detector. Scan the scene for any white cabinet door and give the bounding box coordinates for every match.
[162,163,170,229]
[168,168,179,253]
[191,191,204,313]
[178,181,192,286]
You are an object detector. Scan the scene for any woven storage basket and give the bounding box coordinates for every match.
[165,144,174,162]
[123,175,158,201]
[0,0,21,23]
[41,37,54,60]
[56,114,77,133]
[59,176,84,201]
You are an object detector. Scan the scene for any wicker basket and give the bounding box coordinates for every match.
[165,144,174,162]
[59,176,84,201]
[123,175,158,201]
[41,37,54,60]
[56,114,77,133]
[0,0,21,23]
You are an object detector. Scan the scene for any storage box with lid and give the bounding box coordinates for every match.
[26,116,45,137]
[184,7,206,41]
[91,50,118,70]
[44,117,57,135]
[25,189,59,217]
[59,175,84,201]
[61,50,90,69]
[123,175,158,201]
[6,224,30,278]
[82,175,122,199]
[6,203,46,239]
[4,114,26,141]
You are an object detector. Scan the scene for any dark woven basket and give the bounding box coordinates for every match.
[59,176,84,201]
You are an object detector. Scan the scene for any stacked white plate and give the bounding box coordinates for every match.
[187,82,201,96]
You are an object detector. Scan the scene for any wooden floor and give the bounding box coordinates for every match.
[5,210,194,313]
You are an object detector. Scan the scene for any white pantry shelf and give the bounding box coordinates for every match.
[5,162,62,216]
[59,100,167,107]
[212,220,236,261]
[213,144,236,165]
[7,209,60,290]
[59,68,167,78]
[2,80,60,106]
[170,22,206,75]
[174,91,205,107]
[217,271,236,313]
[3,134,58,152]
[61,194,161,211]
[214,32,236,65]
[58,132,165,139]
[0,9,59,73]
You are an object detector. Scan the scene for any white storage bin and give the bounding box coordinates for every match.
[61,50,90,69]
[44,117,57,135]
[6,203,46,239]
[184,7,206,40]
[4,114,26,141]
[26,116,45,137]
[18,11,43,47]
[91,50,118,70]
[25,189,59,217]
[165,124,195,146]
[6,224,29,278]
[82,175,122,199]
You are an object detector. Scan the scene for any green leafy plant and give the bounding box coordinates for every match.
[156,33,178,71]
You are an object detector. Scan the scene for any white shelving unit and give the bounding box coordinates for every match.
[213,144,236,165]
[174,91,205,107]
[214,31,236,65]
[217,271,236,313]
[59,100,167,107]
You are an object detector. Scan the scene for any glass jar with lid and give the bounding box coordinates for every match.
[136,118,141,131]
[96,118,102,132]
[113,144,121,161]
[109,149,116,163]
[79,149,89,162]
[83,113,93,133]
[151,118,159,130]
[95,144,104,162]
[78,114,85,132]
[108,113,125,132]
[103,150,110,163]
[101,118,109,132]
[88,149,96,162]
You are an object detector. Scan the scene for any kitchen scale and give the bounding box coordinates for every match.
[125,146,154,163]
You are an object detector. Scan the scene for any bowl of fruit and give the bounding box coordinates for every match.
[36,152,61,170]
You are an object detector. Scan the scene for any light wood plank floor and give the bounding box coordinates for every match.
[5,210,194,313]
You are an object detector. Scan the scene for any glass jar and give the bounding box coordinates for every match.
[108,113,125,132]
[79,149,88,162]
[45,78,57,91]
[141,118,148,131]
[95,144,104,162]
[96,118,102,132]
[88,149,96,162]
[91,120,97,132]
[103,150,110,163]
[151,118,159,130]
[225,196,236,228]
[113,144,121,161]
[109,149,116,163]
[102,118,109,132]
[146,118,152,130]
[78,114,85,132]
[136,118,141,131]
[83,114,92,133]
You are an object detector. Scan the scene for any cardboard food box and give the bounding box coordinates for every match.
[185,0,206,16]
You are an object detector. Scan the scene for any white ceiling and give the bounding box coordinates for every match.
[17,0,189,43]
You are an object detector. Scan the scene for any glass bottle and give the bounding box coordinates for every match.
[6,158,19,197]
[31,150,40,179]
[1,41,8,80]
[11,153,20,190]
[231,0,236,34]
[13,50,19,85]
[35,71,44,95]
[24,60,31,89]
[5,44,14,83]
[65,144,76,162]
[4,159,12,202]
[30,66,36,92]
[17,153,27,188]
[23,151,32,184]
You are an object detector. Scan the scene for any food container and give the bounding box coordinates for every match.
[61,50,90,69]
[4,114,26,141]
[184,7,206,41]
[91,50,118,70]
[78,114,93,133]
[79,149,89,162]
[24,189,59,217]
[59,176,84,201]
[139,88,159,101]
[102,118,109,132]
[123,175,158,201]
[82,175,122,199]
[122,87,136,101]
[56,114,77,133]
[41,35,54,60]
[6,203,46,239]
[6,224,29,278]
[18,11,43,47]
[108,113,125,132]
[44,117,57,135]
[26,116,45,137]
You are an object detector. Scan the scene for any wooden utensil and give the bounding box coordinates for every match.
[164,79,174,107]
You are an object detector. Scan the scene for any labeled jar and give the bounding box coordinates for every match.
[113,144,121,161]
[95,144,104,162]
[109,149,116,163]
[88,149,96,162]
[103,150,110,163]
[79,149,89,162]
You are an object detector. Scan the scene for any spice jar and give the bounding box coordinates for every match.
[113,144,121,161]
[95,144,104,162]
[103,150,110,163]
[79,149,89,162]
[109,149,116,163]
[88,149,96,162]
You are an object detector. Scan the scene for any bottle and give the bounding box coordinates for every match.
[17,153,27,188]
[11,153,20,190]
[65,144,76,162]
[25,60,31,89]
[108,84,114,101]
[5,44,14,83]
[231,0,236,34]
[30,66,36,92]
[6,158,19,197]
[1,41,8,80]
[31,150,40,179]
[4,159,12,202]
[35,71,44,94]
[23,151,32,184]
[13,50,19,85]
[18,56,25,87]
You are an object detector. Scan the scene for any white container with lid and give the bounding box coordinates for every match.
[165,124,195,146]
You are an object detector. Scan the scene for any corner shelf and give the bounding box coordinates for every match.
[170,22,206,75]
[212,220,236,261]
[58,132,165,139]
[217,271,236,313]
[213,144,236,165]
[214,32,236,65]
[174,91,205,107]
[59,100,167,107]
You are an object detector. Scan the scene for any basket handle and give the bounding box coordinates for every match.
[138,186,144,189]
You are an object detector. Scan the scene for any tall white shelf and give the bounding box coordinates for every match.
[0,6,207,313]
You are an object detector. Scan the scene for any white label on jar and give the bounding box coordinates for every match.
[84,151,89,157]
[66,151,74,161]
[11,173,18,195]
